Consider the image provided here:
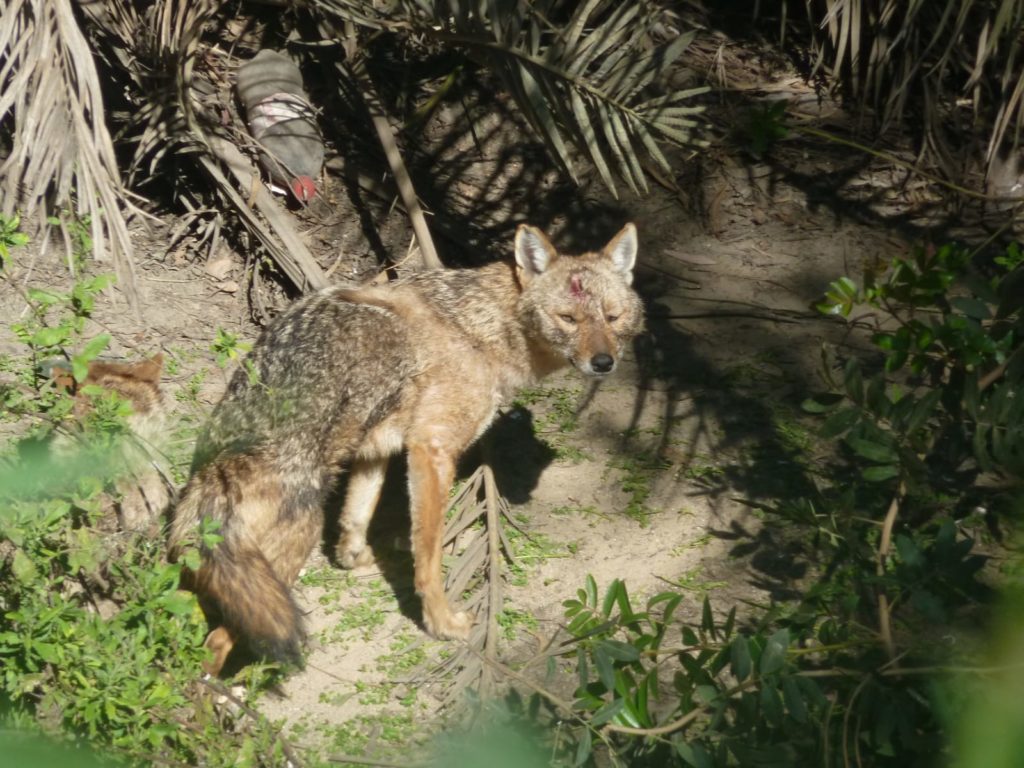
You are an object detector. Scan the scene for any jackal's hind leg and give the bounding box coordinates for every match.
[407,442,472,640]
[203,626,235,676]
[336,457,388,569]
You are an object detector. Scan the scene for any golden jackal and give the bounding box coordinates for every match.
[171,223,644,674]
[50,354,169,531]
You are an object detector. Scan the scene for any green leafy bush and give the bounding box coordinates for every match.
[815,240,1024,487]
[0,231,285,765]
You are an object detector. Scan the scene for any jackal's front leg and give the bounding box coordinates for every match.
[407,441,472,640]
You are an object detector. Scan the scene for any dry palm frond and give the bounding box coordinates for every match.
[87,0,328,290]
[82,0,203,180]
[315,0,709,198]
[0,0,140,307]
[803,0,1024,177]
[3,0,706,305]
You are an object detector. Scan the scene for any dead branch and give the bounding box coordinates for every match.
[201,135,329,293]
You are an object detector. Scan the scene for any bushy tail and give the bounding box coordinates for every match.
[171,459,304,666]
[193,541,304,665]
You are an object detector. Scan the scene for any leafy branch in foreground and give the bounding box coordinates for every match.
[0,261,287,765]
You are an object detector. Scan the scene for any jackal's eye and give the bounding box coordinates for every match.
[558,313,577,325]
[606,313,620,323]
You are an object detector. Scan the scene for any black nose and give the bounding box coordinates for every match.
[591,353,614,373]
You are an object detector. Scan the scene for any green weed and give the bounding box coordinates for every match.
[376,630,428,678]
[670,533,712,556]
[0,213,29,267]
[607,451,671,525]
[0,269,285,764]
[211,328,252,367]
[506,518,565,587]
[497,607,539,641]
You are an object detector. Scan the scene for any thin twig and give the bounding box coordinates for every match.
[794,125,1024,204]
[592,656,1000,742]
[979,345,1024,392]
[466,646,579,721]
[842,674,872,768]
[344,55,442,271]
[199,677,305,767]
[602,678,758,737]
[326,755,419,767]
[876,481,905,661]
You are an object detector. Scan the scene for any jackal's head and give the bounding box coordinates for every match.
[515,223,644,378]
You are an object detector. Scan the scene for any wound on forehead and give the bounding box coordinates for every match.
[568,272,587,300]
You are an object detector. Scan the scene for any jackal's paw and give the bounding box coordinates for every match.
[202,626,234,677]
[424,608,474,641]
[336,537,375,569]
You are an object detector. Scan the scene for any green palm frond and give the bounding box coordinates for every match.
[317,0,708,197]
[0,0,139,305]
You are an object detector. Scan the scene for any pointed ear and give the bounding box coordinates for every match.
[515,225,559,280]
[602,223,638,284]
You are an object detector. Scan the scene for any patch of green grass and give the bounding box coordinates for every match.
[314,718,372,760]
[670,533,712,556]
[679,454,725,484]
[770,406,814,453]
[542,387,582,432]
[301,564,355,589]
[0,352,20,375]
[551,503,606,520]
[721,361,764,387]
[175,370,207,406]
[721,350,785,389]
[164,345,203,377]
[551,442,593,464]
[550,503,609,530]
[0,353,35,423]
[607,451,671,526]
[511,386,547,408]
[165,413,203,484]
[506,517,567,586]
[0,212,29,265]
[318,579,394,643]
[301,565,359,617]
[622,424,664,439]
[376,630,429,678]
[373,711,418,743]
[354,681,393,706]
[513,383,591,462]
[497,606,539,641]
[314,709,420,764]
[318,689,358,708]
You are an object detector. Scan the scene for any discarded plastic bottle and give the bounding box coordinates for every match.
[236,50,325,203]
